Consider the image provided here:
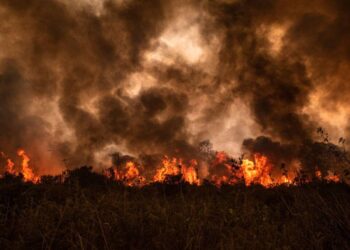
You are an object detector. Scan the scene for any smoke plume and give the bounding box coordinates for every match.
[1,0,350,174]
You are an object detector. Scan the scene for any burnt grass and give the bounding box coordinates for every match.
[0,171,350,250]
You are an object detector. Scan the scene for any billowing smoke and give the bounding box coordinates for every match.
[0,0,350,175]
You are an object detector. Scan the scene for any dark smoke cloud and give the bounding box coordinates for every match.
[0,0,174,169]
[0,0,350,174]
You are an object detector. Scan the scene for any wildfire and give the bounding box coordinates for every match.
[17,149,38,182]
[107,161,146,186]
[210,151,240,186]
[153,157,200,185]
[0,149,342,187]
[315,169,340,183]
[153,157,181,182]
[241,154,297,187]
[6,159,15,174]
[241,154,273,187]
[1,149,39,183]
[181,159,200,185]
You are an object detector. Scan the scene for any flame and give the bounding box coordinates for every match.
[0,148,344,187]
[315,170,322,179]
[125,161,139,179]
[124,161,145,186]
[182,159,200,185]
[153,157,200,185]
[107,161,145,186]
[241,154,272,186]
[153,157,181,182]
[210,152,239,186]
[6,159,15,174]
[325,173,340,182]
[17,149,39,183]
[314,169,340,183]
[241,154,293,187]
[278,174,292,185]
[316,170,340,183]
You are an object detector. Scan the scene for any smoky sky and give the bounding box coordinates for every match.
[1,0,350,172]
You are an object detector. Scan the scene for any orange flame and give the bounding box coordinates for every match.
[210,152,239,186]
[153,156,181,182]
[241,154,272,186]
[0,148,344,187]
[124,161,145,186]
[17,149,39,183]
[323,170,340,183]
[241,154,293,187]
[314,169,340,183]
[107,161,145,186]
[182,159,200,185]
[153,157,200,185]
[6,159,15,174]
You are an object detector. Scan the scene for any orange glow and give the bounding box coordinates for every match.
[17,149,39,183]
[153,156,181,182]
[278,175,292,185]
[153,157,200,185]
[182,159,200,185]
[241,154,294,187]
[315,169,340,183]
[241,154,273,186]
[6,159,15,174]
[315,170,322,179]
[210,152,239,186]
[0,149,345,187]
[324,171,340,183]
[106,161,145,186]
[124,161,145,186]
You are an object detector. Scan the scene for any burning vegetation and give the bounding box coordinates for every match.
[1,0,350,248]
[2,133,349,187]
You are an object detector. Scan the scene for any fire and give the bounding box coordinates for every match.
[315,170,322,179]
[153,157,200,185]
[241,154,294,187]
[278,175,292,185]
[123,161,145,186]
[153,156,181,182]
[6,159,15,174]
[0,148,344,187]
[182,160,200,185]
[241,154,273,187]
[325,172,340,182]
[125,161,140,180]
[17,149,39,183]
[210,152,239,186]
[107,161,145,186]
[0,149,40,182]
[315,169,340,183]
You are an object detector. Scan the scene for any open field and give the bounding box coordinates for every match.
[1,174,350,250]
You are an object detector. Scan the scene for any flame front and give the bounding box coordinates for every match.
[0,148,342,186]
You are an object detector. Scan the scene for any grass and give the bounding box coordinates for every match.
[0,176,350,250]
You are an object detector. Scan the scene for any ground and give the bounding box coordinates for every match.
[0,176,350,250]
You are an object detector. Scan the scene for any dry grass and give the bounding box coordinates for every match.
[0,177,350,250]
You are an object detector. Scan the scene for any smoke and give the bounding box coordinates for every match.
[0,0,350,173]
